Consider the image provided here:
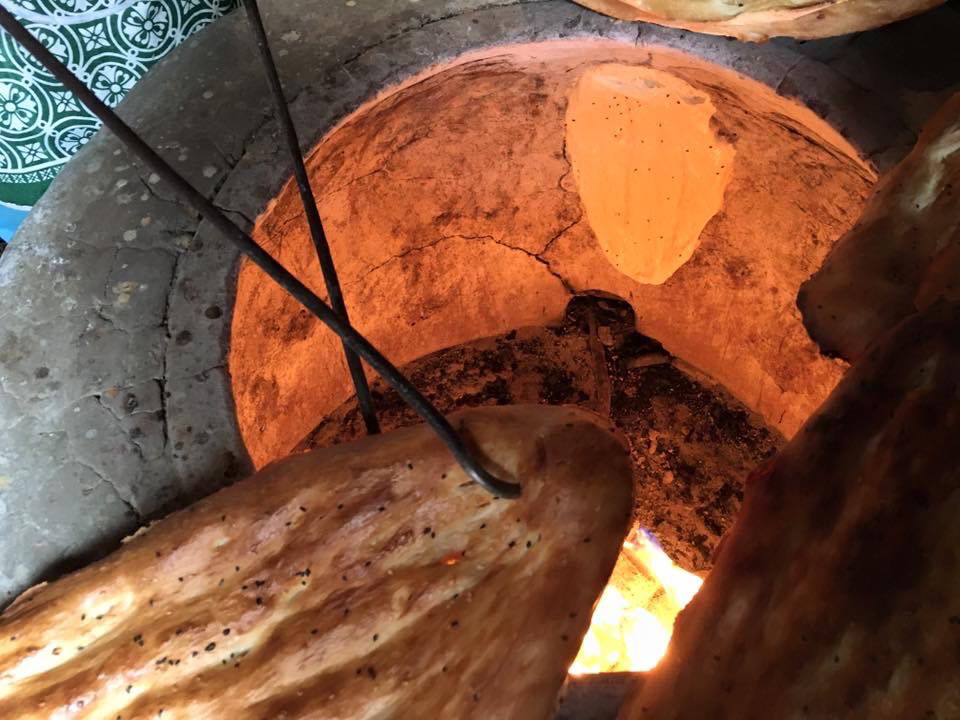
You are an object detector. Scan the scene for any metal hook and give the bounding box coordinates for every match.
[0,5,522,499]
[242,0,380,437]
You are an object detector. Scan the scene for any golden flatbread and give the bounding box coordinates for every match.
[1,405,633,719]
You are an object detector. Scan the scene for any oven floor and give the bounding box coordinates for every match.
[299,295,782,574]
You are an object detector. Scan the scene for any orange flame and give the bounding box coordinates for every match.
[569,529,703,674]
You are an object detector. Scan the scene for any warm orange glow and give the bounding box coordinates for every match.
[569,529,703,674]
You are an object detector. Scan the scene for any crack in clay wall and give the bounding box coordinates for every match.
[229,39,876,468]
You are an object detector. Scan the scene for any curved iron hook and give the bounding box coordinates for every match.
[242,0,380,438]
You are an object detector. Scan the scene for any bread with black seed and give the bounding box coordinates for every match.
[1,404,633,719]
[620,302,960,719]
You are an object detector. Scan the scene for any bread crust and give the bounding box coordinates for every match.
[800,92,960,361]
[573,0,943,40]
[1,405,633,719]
[620,301,960,719]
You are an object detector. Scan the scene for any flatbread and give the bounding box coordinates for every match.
[0,405,633,719]
[800,92,960,361]
[574,0,943,41]
[620,301,960,719]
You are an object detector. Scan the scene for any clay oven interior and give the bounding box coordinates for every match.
[229,38,869,694]
[1,1,959,717]
[217,22,955,708]
[231,41,875,470]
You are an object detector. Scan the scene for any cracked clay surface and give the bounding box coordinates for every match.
[2,0,957,604]
[230,42,873,467]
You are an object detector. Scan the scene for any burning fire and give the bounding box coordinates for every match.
[569,529,703,674]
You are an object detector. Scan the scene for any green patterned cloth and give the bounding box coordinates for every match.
[0,0,238,209]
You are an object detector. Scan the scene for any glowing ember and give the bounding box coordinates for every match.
[569,529,703,674]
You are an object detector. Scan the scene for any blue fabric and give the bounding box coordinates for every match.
[0,0,239,239]
[0,201,27,242]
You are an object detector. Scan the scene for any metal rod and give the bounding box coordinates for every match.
[242,0,379,436]
[0,6,520,499]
